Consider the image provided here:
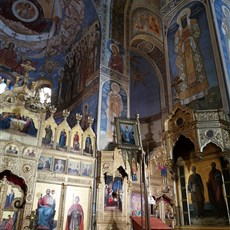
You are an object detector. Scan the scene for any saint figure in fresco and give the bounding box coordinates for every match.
[59,129,67,147]
[188,166,205,219]
[44,125,53,145]
[174,8,208,104]
[207,162,227,218]
[106,82,123,140]
[135,13,146,31]
[108,43,124,73]
[17,2,34,20]
[0,42,18,70]
[66,196,84,230]
[80,104,89,131]
[222,5,230,63]
[148,16,160,35]
[37,189,55,229]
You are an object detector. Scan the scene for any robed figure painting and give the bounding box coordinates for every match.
[37,189,56,229]
[66,196,84,230]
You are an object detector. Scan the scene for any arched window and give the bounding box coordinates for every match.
[39,87,51,104]
[0,79,6,94]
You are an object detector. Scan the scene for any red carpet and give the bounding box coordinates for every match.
[131,216,172,230]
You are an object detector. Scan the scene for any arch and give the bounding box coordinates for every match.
[0,170,27,210]
[172,134,195,163]
[201,142,223,155]
[0,170,27,194]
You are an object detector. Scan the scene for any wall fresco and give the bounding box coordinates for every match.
[167,2,222,110]
[213,0,230,105]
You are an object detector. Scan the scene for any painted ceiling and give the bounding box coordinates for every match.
[0,0,164,120]
[0,0,98,93]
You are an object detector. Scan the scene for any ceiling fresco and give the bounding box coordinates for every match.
[0,0,99,98]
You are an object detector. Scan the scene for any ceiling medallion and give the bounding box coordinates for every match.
[137,41,154,53]
[12,0,39,23]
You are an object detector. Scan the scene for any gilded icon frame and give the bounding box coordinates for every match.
[115,117,141,150]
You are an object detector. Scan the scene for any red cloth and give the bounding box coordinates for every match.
[4,217,14,230]
[66,203,84,230]
[130,216,172,230]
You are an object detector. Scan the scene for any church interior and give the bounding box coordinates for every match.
[0,0,230,229]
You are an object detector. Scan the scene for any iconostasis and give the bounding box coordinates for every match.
[0,87,96,229]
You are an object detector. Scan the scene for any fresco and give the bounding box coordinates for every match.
[130,52,161,118]
[67,92,99,132]
[99,80,127,148]
[167,2,222,110]
[0,0,100,108]
[106,39,125,74]
[213,0,230,104]
[131,8,162,39]
[110,1,126,45]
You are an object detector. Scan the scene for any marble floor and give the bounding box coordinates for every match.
[174,216,229,230]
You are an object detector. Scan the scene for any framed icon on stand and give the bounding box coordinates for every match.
[115,117,141,150]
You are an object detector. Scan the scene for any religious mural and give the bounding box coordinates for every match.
[0,0,100,109]
[131,8,162,39]
[213,0,230,104]
[181,159,229,226]
[99,81,127,149]
[167,2,222,109]
[106,39,125,74]
[59,20,100,106]
[67,94,98,133]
